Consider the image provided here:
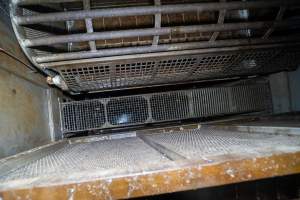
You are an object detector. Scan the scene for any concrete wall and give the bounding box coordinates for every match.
[0,6,64,158]
[269,67,300,114]
[0,68,51,158]
[288,67,300,112]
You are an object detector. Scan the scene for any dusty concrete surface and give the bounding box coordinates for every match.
[0,67,52,158]
[0,6,65,158]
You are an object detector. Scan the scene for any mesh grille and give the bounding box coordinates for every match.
[0,137,169,182]
[150,92,190,121]
[192,87,231,117]
[60,80,272,133]
[57,48,298,92]
[1,127,300,187]
[114,61,156,87]
[229,49,279,74]
[62,100,106,132]
[107,96,149,126]
[231,84,271,113]
[145,127,300,159]
[154,57,197,82]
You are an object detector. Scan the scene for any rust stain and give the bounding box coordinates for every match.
[1,152,300,200]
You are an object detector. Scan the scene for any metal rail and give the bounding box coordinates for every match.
[23,21,292,47]
[34,36,300,63]
[39,43,300,68]
[14,0,300,25]
[14,0,81,5]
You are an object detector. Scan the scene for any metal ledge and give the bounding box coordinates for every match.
[1,125,300,199]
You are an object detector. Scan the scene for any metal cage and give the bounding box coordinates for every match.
[10,0,300,92]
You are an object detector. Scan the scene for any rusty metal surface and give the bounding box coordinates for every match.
[1,125,300,199]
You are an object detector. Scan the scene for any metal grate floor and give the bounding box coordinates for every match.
[146,128,300,159]
[1,125,300,192]
[0,137,169,183]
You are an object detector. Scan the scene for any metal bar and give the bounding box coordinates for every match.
[34,35,300,63]
[152,0,161,46]
[262,6,286,39]
[14,0,300,25]
[83,0,96,51]
[24,21,281,47]
[40,42,300,68]
[14,0,81,6]
[210,0,227,42]
[139,135,186,161]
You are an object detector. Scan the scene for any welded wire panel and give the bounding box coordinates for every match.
[62,100,106,132]
[106,96,149,126]
[60,80,272,133]
[0,136,169,182]
[192,87,231,117]
[231,84,271,113]
[56,47,298,92]
[150,91,190,121]
[145,127,300,159]
[153,56,198,83]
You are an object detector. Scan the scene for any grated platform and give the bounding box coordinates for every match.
[1,125,300,199]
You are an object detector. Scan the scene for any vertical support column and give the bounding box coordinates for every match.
[145,95,153,123]
[188,90,195,118]
[66,19,74,52]
[269,72,292,114]
[150,0,161,83]
[210,0,226,42]
[262,6,286,39]
[83,0,97,51]
[152,0,161,46]
[102,98,110,128]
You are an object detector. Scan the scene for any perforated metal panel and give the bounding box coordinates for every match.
[60,80,271,133]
